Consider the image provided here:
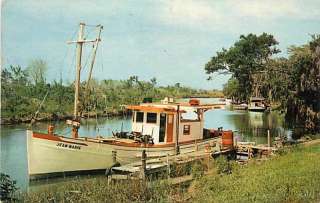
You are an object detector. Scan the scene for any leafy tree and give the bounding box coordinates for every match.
[259,58,291,104]
[222,78,240,101]
[285,35,320,133]
[150,77,157,87]
[27,59,48,84]
[205,33,280,101]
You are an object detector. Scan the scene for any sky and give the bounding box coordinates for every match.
[2,0,320,90]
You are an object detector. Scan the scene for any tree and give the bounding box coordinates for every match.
[259,58,291,104]
[285,35,320,133]
[205,33,280,101]
[27,59,48,84]
[150,77,157,87]
[222,78,240,101]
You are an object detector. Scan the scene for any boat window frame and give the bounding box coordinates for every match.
[146,112,157,124]
[183,125,191,135]
[136,111,144,123]
[132,111,135,122]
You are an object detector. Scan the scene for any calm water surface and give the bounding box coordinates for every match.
[0,98,291,189]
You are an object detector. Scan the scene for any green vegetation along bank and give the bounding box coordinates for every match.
[1,64,223,125]
[206,34,320,134]
[2,140,319,202]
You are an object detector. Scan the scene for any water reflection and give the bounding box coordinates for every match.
[0,101,291,189]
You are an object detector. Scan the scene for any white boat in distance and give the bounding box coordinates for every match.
[26,23,232,180]
[248,97,267,112]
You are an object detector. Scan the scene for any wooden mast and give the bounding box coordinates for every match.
[67,23,102,138]
[74,22,85,120]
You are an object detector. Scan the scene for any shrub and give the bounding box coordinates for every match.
[191,160,205,179]
[0,173,18,201]
[215,156,233,174]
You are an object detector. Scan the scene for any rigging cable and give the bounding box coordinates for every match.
[29,90,50,128]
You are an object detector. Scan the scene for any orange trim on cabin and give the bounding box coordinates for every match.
[126,105,186,113]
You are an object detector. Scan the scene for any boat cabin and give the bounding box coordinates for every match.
[249,97,266,107]
[248,97,267,112]
[126,99,219,145]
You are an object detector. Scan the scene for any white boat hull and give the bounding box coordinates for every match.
[27,130,220,180]
[248,106,266,112]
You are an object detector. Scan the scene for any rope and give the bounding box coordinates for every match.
[81,44,95,74]
[29,90,50,127]
[99,42,104,72]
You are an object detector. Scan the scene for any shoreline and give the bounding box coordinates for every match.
[15,139,320,202]
[0,110,131,126]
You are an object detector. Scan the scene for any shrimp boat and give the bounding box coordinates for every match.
[26,23,231,180]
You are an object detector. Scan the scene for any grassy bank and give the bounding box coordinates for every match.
[4,142,319,202]
[191,143,320,202]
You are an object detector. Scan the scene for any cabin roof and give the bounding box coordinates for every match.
[126,102,224,113]
[126,105,185,113]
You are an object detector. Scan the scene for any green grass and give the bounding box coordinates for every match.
[191,144,320,203]
[19,178,172,203]
[14,143,320,202]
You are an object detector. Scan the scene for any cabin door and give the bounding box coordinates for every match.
[159,113,166,143]
[166,114,174,142]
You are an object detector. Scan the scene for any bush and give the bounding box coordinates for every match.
[0,173,18,201]
[20,177,171,202]
[215,156,233,174]
[191,160,205,179]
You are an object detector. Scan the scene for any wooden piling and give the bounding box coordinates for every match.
[112,151,117,164]
[267,130,271,148]
[140,150,146,180]
[167,153,170,179]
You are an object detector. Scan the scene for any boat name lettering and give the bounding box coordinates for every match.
[56,142,81,150]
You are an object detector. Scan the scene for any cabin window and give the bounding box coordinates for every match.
[146,113,157,123]
[181,111,200,122]
[183,125,190,135]
[132,111,135,122]
[136,112,144,123]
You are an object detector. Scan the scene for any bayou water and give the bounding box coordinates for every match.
[0,98,292,189]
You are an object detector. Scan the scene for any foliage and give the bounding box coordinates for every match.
[222,77,240,101]
[0,173,18,201]
[215,156,233,175]
[285,35,320,133]
[170,161,193,177]
[208,33,320,133]
[191,160,206,179]
[26,59,48,84]
[18,144,320,202]
[1,65,222,123]
[205,33,280,101]
[20,178,171,203]
[191,144,320,203]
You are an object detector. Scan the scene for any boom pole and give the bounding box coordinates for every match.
[86,25,103,91]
